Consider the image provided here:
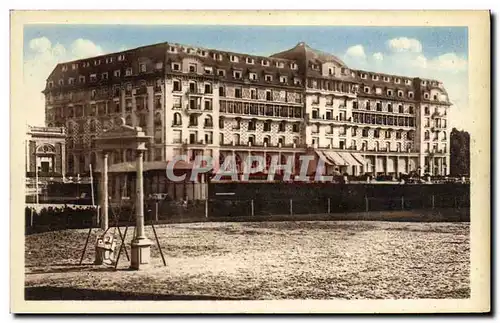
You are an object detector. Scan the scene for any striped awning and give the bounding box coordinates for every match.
[338,152,361,167]
[324,151,348,166]
[351,153,368,165]
[316,150,334,165]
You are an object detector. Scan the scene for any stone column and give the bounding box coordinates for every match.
[100,151,109,231]
[130,148,152,270]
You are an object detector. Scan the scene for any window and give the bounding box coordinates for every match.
[395,78,401,84]
[328,67,334,75]
[361,73,367,79]
[424,93,429,99]
[118,54,125,61]
[173,80,182,92]
[365,101,370,110]
[217,69,225,77]
[219,117,225,129]
[265,75,273,82]
[376,102,382,111]
[233,71,242,79]
[114,70,121,77]
[101,72,108,80]
[235,88,242,98]
[71,63,77,70]
[353,101,358,109]
[173,113,182,126]
[292,124,300,133]
[279,75,287,83]
[248,120,256,131]
[79,76,85,84]
[249,73,257,81]
[424,131,430,140]
[398,90,403,97]
[246,57,254,64]
[189,64,197,73]
[362,128,369,137]
[204,66,213,75]
[396,131,402,139]
[385,130,391,139]
[424,106,430,115]
[433,95,438,100]
[409,106,414,114]
[263,121,271,132]
[399,105,404,113]
[89,74,97,82]
[364,86,370,93]
[250,89,257,99]
[58,79,64,85]
[48,81,54,88]
[408,92,414,99]
[94,60,101,66]
[204,99,212,111]
[279,122,286,132]
[261,60,269,66]
[126,68,133,76]
[372,74,379,81]
[140,63,146,73]
[374,129,380,138]
[68,78,75,85]
[172,63,181,71]
[219,86,225,97]
[387,90,393,96]
[276,61,285,68]
[248,135,255,145]
[405,79,412,85]
[383,76,390,82]
[204,83,212,94]
[290,63,298,70]
[155,62,163,70]
[230,55,239,63]
[266,91,272,101]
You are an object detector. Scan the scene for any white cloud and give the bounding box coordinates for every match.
[387,37,423,53]
[373,52,383,61]
[23,37,111,127]
[345,44,366,59]
[427,53,468,72]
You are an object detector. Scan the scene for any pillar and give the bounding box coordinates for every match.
[130,148,152,270]
[100,151,109,230]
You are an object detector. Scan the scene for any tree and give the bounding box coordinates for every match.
[450,128,470,176]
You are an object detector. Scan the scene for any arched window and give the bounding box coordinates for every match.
[233,133,240,145]
[362,128,369,137]
[424,130,430,140]
[442,131,447,140]
[278,136,285,146]
[263,135,271,146]
[292,123,300,133]
[204,115,213,128]
[248,119,256,131]
[279,121,286,132]
[173,112,182,126]
[219,116,224,129]
[424,106,430,115]
[248,134,256,145]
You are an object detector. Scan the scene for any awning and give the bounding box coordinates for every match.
[351,153,368,165]
[316,150,333,166]
[324,151,348,166]
[338,152,361,167]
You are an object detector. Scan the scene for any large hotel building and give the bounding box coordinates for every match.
[43,41,451,180]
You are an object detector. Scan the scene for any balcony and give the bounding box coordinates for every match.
[204,122,213,129]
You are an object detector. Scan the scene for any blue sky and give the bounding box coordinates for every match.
[24,25,467,60]
[22,25,469,130]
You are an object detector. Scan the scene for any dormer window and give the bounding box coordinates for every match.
[328,68,334,75]
[290,63,298,70]
[249,72,257,81]
[433,95,438,100]
[405,79,412,85]
[68,78,75,85]
[261,60,269,66]
[311,63,319,70]
[408,92,414,99]
[169,46,177,53]
[114,70,121,77]
[71,63,78,70]
[360,73,367,79]
[395,78,401,84]
[279,75,287,83]
[276,61,285,68]
[230,55,239,63]
[341,68,347,75]
[199,50,207,57]
[186,48,194,54]
[58,79,64,86]
[94,59,101,66]
[383,76,390,82]
[422,80,427,86]
[364,86,370,93]
[398,90,403,97]
[204,66,213,75]
[139,63,147,73]
[293,78,301,85]
[246,57,254,64]
[424,93,429,99]
[126,68,133,76]
[101,72,108,80]
[189,64,197,73]
[372,74,379,81]
[89,74,97,82]
[387,89,393,96]
[265,75,273,82]
[79,76,85,84]
[106,57,113,64]
[118,55,125,61]
[233,70,242,79]
[172,63,181,71]
[61,65,67,72]
[48,81,54,88]
[217,69,226,77]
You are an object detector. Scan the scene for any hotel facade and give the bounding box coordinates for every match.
[43,41,451,182]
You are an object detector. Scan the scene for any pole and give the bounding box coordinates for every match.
[136,150,145,239]
[401,196,405,210]
[90,164,95,206]
[251,199,254,216]
[204,199,208,218]
[289,199,293,216]
[35,164,39,205]
[432,195,435,209]
[365,196,369,212]
[101,152,109,230]
[328,198,331,214]
[155,202,159,222]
